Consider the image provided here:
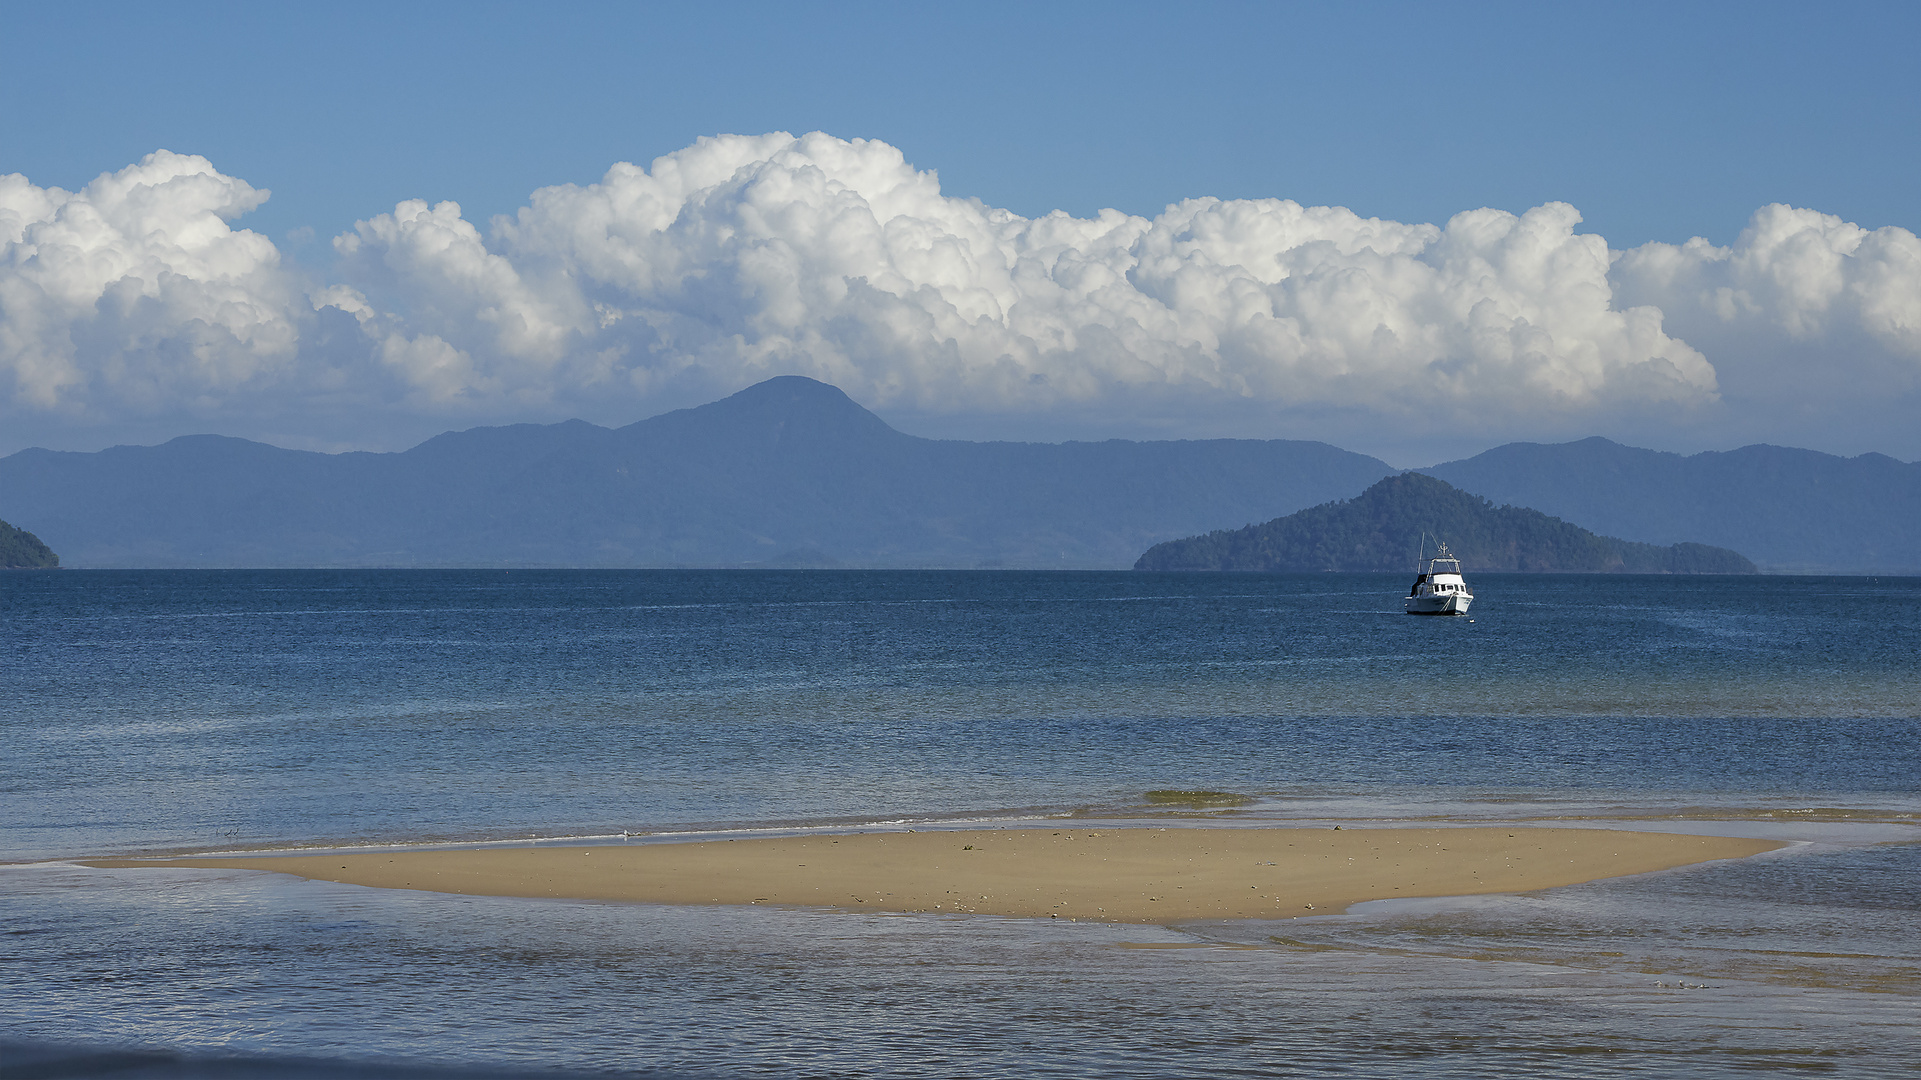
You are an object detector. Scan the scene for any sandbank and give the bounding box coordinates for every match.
[85,827,1780,923]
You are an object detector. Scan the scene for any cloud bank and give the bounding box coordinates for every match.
[0,152,299,411]
[4,133,1917,458]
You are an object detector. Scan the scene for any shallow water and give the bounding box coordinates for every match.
[3,570,1918,1077]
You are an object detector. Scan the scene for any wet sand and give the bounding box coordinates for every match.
[85,826,1782,922]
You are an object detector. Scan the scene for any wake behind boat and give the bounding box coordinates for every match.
[1406,540,1473,616]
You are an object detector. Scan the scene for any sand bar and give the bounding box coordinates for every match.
[85,827,1781,923]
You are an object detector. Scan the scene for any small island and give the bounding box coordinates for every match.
[1,517,60,568]
[1135,473,1756,573]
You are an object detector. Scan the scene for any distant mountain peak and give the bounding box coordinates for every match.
[637,375,903,447]
[728,374,858,402]
[709,375,887,420]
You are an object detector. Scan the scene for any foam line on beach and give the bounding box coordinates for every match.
[85,826,1782,923]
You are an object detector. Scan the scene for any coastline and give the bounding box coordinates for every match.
[83,826,1784,922]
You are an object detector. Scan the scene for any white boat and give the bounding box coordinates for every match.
[1405,540,1473,616]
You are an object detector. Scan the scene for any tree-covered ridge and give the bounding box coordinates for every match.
[1,517,59,568]
[1134,473,1756,573]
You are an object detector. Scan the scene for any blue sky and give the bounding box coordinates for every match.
[3,0,1918,463]
[11,1,1916,249]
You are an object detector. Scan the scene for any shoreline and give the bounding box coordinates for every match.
[83,826,1783,923]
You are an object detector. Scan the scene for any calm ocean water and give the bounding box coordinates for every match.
[3,570,1918,1077]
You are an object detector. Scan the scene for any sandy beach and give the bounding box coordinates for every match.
[85,826,1782,922]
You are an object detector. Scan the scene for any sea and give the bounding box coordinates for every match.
[2,569,1917,1078]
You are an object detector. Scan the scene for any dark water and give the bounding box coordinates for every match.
[3,570,1918,1077]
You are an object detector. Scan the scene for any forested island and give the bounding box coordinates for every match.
[1,518,59,568]
[1134,473,1756,573]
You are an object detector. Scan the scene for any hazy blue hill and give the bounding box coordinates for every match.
[0,436,371,567]
[1423,437,1921,572]
[0,376,1396,568]
[1135,472,1757,573]
[0,517,58,568]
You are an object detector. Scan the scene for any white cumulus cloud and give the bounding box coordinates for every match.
[337,132,1719,428]
[1611,204,1921,408]
[0,152,306,416]
[3,134,1918,459]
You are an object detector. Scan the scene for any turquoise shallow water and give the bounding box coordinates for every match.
[3,570,1918,1077]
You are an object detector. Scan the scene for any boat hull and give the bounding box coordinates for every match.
[1405,593,1472,616]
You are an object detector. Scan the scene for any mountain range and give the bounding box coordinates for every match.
[1135,473,1756,573]
[0,376,1913,572]
[1420,438,1921,573]
[0,378,1395,569]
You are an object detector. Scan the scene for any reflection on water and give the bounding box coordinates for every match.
[1208,835,1921,996]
